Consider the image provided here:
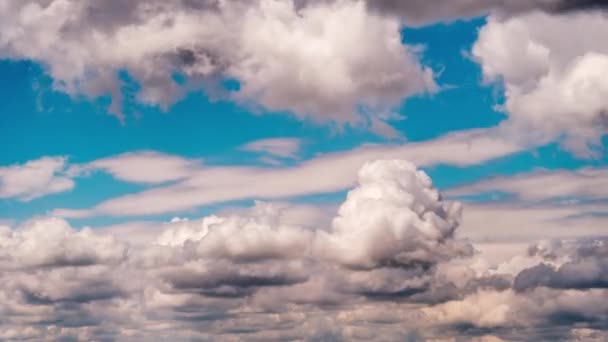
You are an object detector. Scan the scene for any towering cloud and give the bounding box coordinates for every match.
[319,160,470,269]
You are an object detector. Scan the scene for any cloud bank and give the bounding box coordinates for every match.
[2,160,608,340]
[2,0,606,150]
[54,128,522,218]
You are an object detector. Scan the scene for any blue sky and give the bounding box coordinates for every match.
[3,17,604,227]
[1,1,608,340]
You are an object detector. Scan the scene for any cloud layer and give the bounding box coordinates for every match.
[3,1,606,150]
[54,128,522,218]
[2,160,607,340]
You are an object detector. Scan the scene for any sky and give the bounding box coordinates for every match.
[0,0,608,341]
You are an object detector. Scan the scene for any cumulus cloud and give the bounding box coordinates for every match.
[472,10,608,155]
[514,239,608,291]
[0,156,74,201]
[2,159,608,339]
[0,0,436,133]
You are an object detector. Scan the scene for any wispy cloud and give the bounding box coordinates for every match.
[240,137,303,160]
[0,157,74,201]
[54,128,523,218]
[3,160,608,340]
[447,167,608,202]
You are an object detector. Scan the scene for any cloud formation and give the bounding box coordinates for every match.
[54,128,522,217]
[0,0,435,134]
[2,159,608,340]
[0,157,74,201]
[448,167,608,202]
[366,0,608,25]
[473,10,608,155]
[2,0,607,151]
[240,137,303,164]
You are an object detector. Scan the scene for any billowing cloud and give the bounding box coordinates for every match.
[2,159,608,340]
[54,128,523,218]
[473,10,608,155]
[0,0,435,133]
[318,160,471,269]
[0,156,74,201]
[72,151,201,184]
[514,239,608,291]
[0,217,126,268]
[0,159,472,339]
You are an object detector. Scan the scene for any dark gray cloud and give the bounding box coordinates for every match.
[552,0,608,12]
[515,239,608,291]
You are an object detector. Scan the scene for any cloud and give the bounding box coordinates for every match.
[448,167,608,202]
[514,239,608,291]
[240,137,302,160]
[3,159,608,339]
[0,156,74,201]
[0,217,126,268]
[444,167,608,265]
[461,202,608,243]
[0,0,435,134]
[54,128,522,218]
[365,0,608,25]
[472,10,608,155]
[317,159,471,269]
[0,159,474,339]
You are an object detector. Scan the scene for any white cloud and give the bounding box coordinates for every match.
[317,159,471,269]
[473,11,608,155]
[0,217,126,268]
[0,159,472,339]
[0,0,435,133]
[461,202,608,244]
[3,159,608,339]
[0,156,74,201]
[365,0,576,25]
[54,128,522,217]
[240,137,302,159]
[72,151,200,184]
